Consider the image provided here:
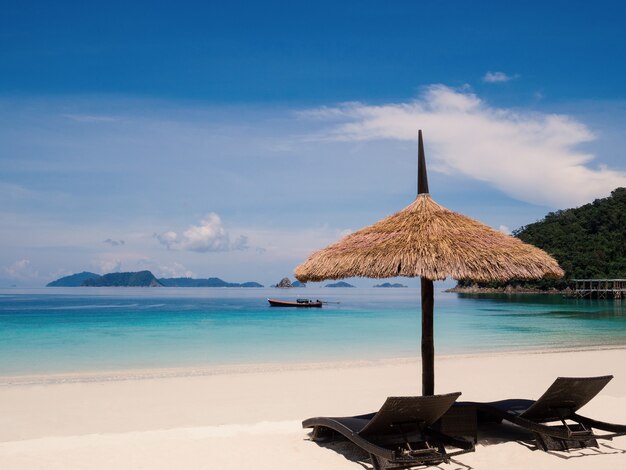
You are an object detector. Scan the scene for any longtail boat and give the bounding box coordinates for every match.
[268,298,323,308]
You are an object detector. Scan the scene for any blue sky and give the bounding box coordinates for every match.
[1,1,626,286]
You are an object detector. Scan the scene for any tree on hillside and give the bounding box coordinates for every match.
[458,188,626,290]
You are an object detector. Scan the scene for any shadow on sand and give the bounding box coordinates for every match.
[303,431,471,470]
[304,423,626,469]
[476,421,626,455]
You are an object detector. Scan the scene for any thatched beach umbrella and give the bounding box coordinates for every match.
[295,130,564,396]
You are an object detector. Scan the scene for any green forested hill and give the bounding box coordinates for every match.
[459,187,626,290]
[47,271,101,287]
[83,271,163,287]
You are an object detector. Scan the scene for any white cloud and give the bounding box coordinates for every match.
[499,225,512,235]
[483,71,516,83]
[0,181,69,205]
[154,262,195,278]
[93,257,122,274]
[103,238,125,246]
[231,235,249,251]
[4,259,38,280]
[90,253,196,278]
[157,213,249,252]
[302,85,626,208]
[0,182,32,200]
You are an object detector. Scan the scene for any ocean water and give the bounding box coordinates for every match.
[1,287,626,376]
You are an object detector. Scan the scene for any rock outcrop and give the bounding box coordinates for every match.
[275,277,293,288]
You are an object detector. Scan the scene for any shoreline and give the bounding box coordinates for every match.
[3,343,626,386]
[446,286,569,295]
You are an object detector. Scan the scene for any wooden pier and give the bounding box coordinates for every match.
[572,279,626,299]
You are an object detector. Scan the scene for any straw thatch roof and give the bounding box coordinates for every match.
[295,194,564,282]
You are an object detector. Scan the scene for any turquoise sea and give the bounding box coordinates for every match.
[1,288,626,376]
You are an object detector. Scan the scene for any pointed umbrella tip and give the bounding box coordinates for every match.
[418,130,429,195]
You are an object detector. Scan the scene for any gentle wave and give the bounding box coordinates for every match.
[0,303,140,311]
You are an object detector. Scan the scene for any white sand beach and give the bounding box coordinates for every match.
[1,348,625,469]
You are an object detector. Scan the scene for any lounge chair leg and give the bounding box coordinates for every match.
[311,425,335,441]
[533,433,548,451]
[369,453,381,470]
[437,442,449,463]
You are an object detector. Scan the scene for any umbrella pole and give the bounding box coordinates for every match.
[421,277,434,396]
[418,130,434,395]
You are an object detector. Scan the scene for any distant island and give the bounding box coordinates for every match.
[159,278,263,288]
[325,281,355,288]
[373,282,407,288]
[47,271,264,288]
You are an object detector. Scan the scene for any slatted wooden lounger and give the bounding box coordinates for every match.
[302,392,475,469]
[465,375,626,451]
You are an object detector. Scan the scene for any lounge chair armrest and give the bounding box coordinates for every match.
[513,414,626,442]
[573,413,626,435]
[508,415,577,440]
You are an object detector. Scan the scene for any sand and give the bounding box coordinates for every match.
[1,348,625,469]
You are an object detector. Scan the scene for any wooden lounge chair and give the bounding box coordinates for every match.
[302,392,475,469]
[466,375,626,451]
